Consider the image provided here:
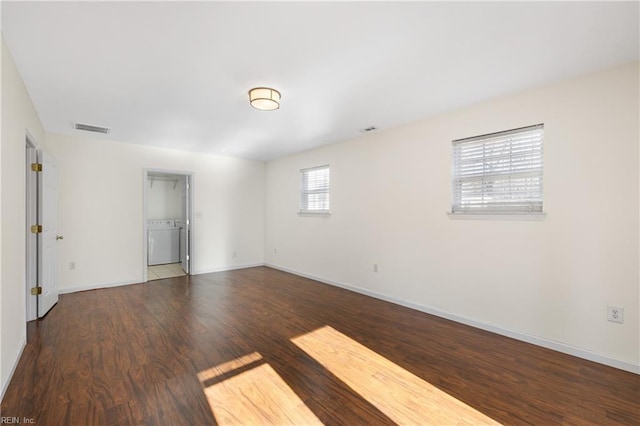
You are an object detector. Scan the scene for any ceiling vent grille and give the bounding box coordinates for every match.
[74,123,111,134]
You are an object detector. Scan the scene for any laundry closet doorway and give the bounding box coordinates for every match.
[143,169,193,282]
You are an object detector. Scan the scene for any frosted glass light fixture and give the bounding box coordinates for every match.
[249,87,281,111]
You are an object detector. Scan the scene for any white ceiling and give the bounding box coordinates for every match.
[2,1,638,161]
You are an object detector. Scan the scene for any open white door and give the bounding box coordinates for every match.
[26,146,38,321]
[37,150,59,317]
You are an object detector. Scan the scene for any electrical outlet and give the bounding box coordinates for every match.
[607,306,624,324]
[69,262,76,270]
[373,264,378,273]
[233,251,237,258]
[273,248,278,254]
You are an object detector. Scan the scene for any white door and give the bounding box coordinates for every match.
[181,176,190,274]
[26,147,38,321]
[37,150,59,317]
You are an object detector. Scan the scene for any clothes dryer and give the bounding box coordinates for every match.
[148,219,180,265]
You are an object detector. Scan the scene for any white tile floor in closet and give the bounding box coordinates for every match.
[148,263,186,281]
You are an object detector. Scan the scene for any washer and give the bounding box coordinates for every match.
[148,219,180,265]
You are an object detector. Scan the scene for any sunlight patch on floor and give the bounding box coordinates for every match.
[291,325,501,425]
[197,352,322,425]
[197,351,264,382]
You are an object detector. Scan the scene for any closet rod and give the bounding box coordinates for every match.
[148,176,180,189]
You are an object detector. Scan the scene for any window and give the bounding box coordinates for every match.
[300,165,330,214]
[451,124,544,215]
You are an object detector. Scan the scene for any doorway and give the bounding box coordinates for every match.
[143,169,193,282]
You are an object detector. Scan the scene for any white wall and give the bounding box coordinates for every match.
[146,176,184,220]
[45,133,265,292]
[265,62,640,372]
[1,38,46,397]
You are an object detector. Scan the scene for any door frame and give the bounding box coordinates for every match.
[25,134,38,322]
[142,168,194,282]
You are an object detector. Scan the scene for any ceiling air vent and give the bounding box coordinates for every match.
[74,123,111,134]
[360,126,377,133]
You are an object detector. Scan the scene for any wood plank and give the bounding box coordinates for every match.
[200,359,322,425]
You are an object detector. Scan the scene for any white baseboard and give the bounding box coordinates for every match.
[59,278,142,294]
[1,334,26,401]
[265,263,640,375]
[58,263,266,295]
[191,262,265,276]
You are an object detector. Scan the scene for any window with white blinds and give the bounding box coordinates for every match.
[300,165,330,213]
[451,124,544,215]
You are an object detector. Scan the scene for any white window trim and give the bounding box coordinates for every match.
[450,124,544,217]
[447,212,546,221]
[299,164,330,215]
[298,211,331,217]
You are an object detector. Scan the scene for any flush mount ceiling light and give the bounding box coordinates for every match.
[249,87,281,111]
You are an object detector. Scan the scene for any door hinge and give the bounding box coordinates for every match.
[31,225,43,233]
[31,163,43,172]
[31,287,42,295]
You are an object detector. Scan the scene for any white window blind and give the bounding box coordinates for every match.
[451,124,544,214]
[300,165,330,213]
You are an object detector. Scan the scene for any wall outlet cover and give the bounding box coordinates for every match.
[607,306,624,324]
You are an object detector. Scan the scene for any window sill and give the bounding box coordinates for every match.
[447,212,546,221]
[298,211,331,218]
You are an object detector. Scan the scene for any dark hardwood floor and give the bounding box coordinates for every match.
[2,266,639,425]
